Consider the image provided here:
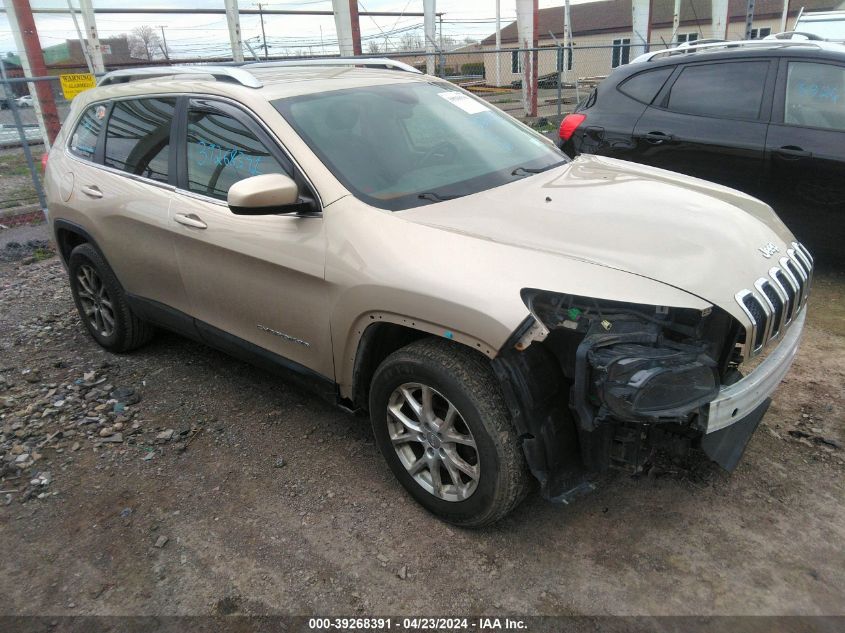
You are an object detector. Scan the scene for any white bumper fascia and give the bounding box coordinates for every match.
[705,308,806,434]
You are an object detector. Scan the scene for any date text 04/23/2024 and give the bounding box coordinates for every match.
[308,618,528,630]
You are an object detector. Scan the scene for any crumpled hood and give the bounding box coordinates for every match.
[400,154,797,314]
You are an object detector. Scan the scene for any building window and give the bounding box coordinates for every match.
[750,27,772,39]
[511,50,524,74]
[611,38,630,68]
[677,32,699,44]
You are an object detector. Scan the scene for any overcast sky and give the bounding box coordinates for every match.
[0,0,583,59]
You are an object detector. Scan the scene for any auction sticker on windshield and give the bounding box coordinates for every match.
[438,91,488,114]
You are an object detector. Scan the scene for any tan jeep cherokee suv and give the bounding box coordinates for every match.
[44,60,813,526]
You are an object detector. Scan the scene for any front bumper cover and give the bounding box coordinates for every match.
[705,308,806,434]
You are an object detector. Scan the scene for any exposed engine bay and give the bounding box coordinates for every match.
[493,289,749,502]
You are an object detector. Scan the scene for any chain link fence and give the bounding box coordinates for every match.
[0,46,626,213]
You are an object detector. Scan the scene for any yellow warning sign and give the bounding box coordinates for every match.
[59,73,96,100]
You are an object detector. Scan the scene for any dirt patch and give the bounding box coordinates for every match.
[0,244,843,616]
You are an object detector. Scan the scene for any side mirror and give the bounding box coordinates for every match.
[228,173,312,215]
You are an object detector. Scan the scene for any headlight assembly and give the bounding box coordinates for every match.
[519,289,724,430]
[589,343,719,422]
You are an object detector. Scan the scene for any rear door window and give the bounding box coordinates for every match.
[69,104,107,160]
[666,61,769,119]
[104,97,175,183]
[784,61,845,131]
[618,67,674,104]
[185,106,289,200]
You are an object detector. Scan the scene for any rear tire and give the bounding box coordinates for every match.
[68,243,154,352]
[369,338,530,527]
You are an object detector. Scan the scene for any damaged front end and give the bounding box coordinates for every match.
[493,288,746,502]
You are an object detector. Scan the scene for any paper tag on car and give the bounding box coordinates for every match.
[438,91,489,114]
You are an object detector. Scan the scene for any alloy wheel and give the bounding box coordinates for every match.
[76,264,115,338]
[386,382,480,502]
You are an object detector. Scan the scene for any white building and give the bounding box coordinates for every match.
[481,0,845,86]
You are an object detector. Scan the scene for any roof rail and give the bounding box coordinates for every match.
[631,38,836,63]
[764,30,826,40]
[98,66,263,88]
[245,57,423,74]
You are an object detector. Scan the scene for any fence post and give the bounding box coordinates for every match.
[0,61,47,212]
[557,46,562,118]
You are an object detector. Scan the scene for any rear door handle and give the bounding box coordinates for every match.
[80,185,102,199]
[774,145,812,159]
[641,131,674,144]
[174,213,207,229]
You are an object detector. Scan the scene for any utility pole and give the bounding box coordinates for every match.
[224,0,244,63]
[671,0,681,44]
[78,0,105,72]
[348,0,362,56]
[66,0,95,74]
[780,0,790,32]
[424,0,435,75]
[495,0,501,87]
[7,0,61,146]
[438,13,445,76]
[744,0,756,40]
[258,2,269,60]
[159,26,169,60]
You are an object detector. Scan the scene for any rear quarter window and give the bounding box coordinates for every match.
[104,97,175,183]
[617,67,674,104]
[69,103,107,160]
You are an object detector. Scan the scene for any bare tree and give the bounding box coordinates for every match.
[366,40,381,54]
[128,25,162,61]
[398,32,423,52]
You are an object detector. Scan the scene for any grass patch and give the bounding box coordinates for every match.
[0,185,38,209]
[531,122,556,133]
[32,246,54,261]
[0,152,34,177]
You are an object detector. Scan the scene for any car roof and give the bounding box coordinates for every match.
[83,62,434,106]
[607,40,845,83]
[632,40,845,65]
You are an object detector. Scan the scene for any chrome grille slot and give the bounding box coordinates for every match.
[736,241,813,356]
[740,291,769,350]
[795,241,814,267]
[771,269,796,323]
[784,258,806,306]
[758,280,784,337]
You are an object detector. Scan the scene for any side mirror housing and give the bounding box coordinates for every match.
[228,173,313,215]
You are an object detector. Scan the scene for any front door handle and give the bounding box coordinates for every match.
[80,185,102,199]
[174,213,207,229]
[775,145,812,159]
[641,131,674,144]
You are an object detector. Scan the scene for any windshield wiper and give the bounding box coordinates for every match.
[511,161,567,177]
[417,192,461,203]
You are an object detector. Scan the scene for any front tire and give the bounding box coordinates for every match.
[68,243,153,352]
[369,338,530,527]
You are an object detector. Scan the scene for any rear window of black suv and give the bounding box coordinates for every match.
[617,66,674,104]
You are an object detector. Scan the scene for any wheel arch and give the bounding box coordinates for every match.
[342,312,503,411]
[53,219,101,266]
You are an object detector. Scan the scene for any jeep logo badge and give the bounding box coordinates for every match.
[758,242,779,258]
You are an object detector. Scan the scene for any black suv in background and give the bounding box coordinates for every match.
[559,41,845,264]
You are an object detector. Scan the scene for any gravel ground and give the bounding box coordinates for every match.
[0,222,843,617]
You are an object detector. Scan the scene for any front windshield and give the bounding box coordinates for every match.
[273,81,566,210]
